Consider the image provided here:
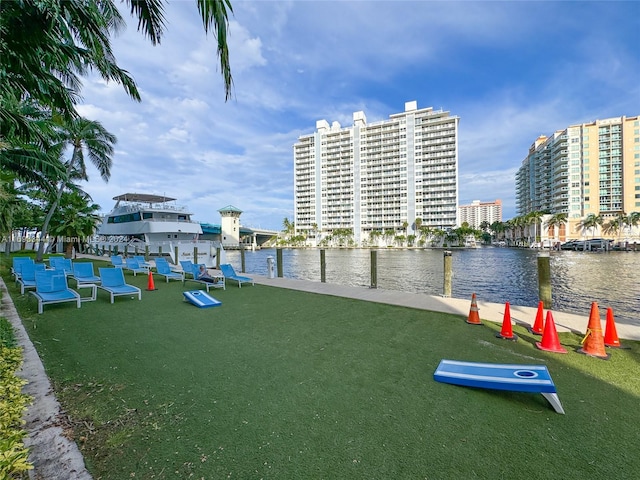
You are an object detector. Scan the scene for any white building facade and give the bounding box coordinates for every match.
[294,101,459,246]
[458,200,502,229]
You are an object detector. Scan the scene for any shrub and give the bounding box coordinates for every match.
[0,317,33,478]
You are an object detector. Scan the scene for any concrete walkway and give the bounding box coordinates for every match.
[3,259,638,479]
[250,274,640,341]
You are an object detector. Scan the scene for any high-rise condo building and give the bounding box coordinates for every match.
[458,200,502,229]
[516,115,640,236]
[294,101,459,246]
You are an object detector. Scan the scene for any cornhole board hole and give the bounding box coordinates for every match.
[433,359,564,414]
[183,290,222,308]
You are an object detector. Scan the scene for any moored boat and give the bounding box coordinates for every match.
[92,193,222,267]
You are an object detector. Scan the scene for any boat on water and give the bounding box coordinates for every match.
[463,236,481,248]
[92,193,223,267]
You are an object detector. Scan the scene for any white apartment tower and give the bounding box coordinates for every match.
[458,200,502,229]
[294,101,459,245]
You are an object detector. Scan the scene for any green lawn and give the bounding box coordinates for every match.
[3,258,640,479]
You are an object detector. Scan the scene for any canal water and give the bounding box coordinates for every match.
[225,247,640,327]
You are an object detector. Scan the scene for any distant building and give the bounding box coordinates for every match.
[218,205,242,247]
[458,200,502,229]
[516,115,640,238]
[294,101,459,246]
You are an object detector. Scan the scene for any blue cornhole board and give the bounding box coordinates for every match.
[183,290,222,308]
[433,359,564,414]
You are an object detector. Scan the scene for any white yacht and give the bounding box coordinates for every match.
[93,193,222,267]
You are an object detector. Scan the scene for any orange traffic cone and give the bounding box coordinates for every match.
[146,269,157,291]
[496,302,518,341]
[530,301,545,335]
[466,293,482,325]
[578,302,609,359]
[536,311,567,354]
[604,307,625,348]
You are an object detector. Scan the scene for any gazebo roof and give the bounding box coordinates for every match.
[218,205,243,213]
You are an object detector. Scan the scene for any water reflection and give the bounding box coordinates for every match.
[225,248,640,327]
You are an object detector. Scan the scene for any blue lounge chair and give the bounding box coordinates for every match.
[155,261,184,282]
[49,257,73,276]
[72,262,101,286]
[98,268,142,303]
[110,255,125,268]
[183,264,225,292]
[180,260,196,279]
[17,262,46,294]
[12,256,33,281]
[219,264,254,288]
[124,258,149,276]
[134,255,152,269]
[30,270,81,314]
[154,256,182,273]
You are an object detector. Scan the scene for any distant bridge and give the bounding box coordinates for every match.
[200,223,279,247]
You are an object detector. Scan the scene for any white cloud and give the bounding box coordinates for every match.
[77,1,639,229]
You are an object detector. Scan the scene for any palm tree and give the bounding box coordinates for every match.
[628,212,640,240]
[418,225,432,245]
[1,0,140,127]
[490,221,506,242]
[511,216,526,246]
[526,211,546,245]
[1,0,233,122]
[544,213,567,242]
[36,117,116,261]
[576,214,603,239]
[384,228,395,247]
[282,218,295,235]
[1,0,234,201]
[0,171,20,254]
[127,0,234,100]
[49,191,102,257]
[602,218,620,239]
[369,230,381,247]
[0,99,66,186]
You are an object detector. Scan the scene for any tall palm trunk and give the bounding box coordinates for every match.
[36,184,64,261]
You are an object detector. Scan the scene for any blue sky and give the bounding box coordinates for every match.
[78,0,640,230]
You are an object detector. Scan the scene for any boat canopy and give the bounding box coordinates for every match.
[113,193,176,206]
